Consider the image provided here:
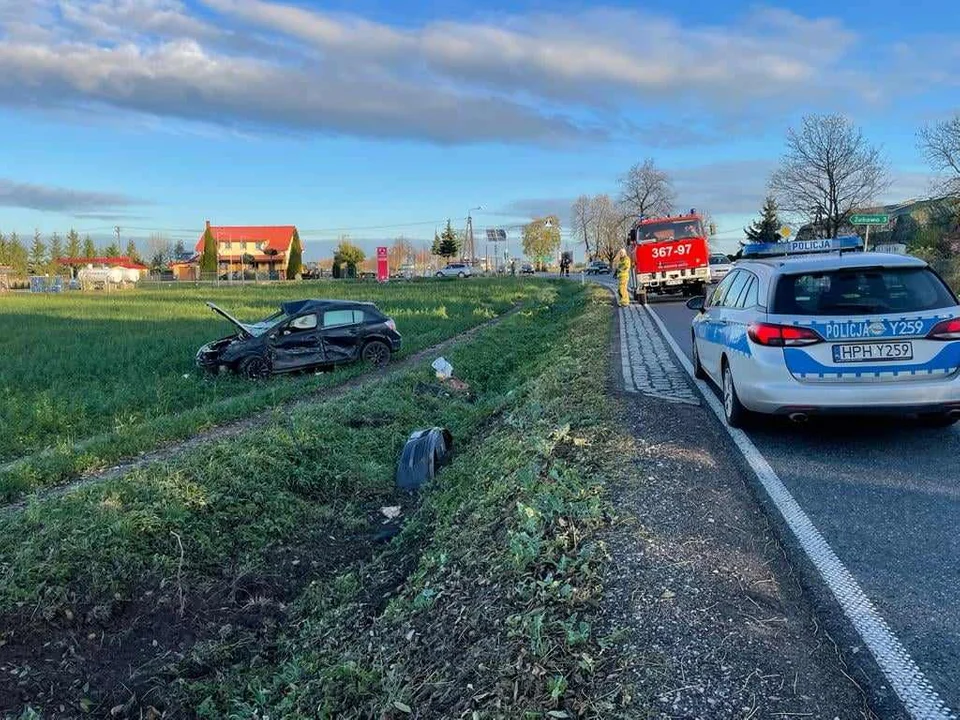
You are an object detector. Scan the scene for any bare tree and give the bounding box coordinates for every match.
[570,195,594,259]
[770,114,889,238]
[146,233,173,268]
[591,195,628,264]
[388,235,415,271]
[618,159,675,222]
[918,115,960,198]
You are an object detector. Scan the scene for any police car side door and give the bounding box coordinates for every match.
[697,270,742,381]
[718,270,760,380]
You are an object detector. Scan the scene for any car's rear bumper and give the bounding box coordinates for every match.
[738,366,960,415]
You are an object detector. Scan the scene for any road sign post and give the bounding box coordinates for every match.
[849,214,889,251]
[376,246,388,282]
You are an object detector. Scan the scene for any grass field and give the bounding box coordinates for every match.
[0,279,552,500]
[0,283,626,718]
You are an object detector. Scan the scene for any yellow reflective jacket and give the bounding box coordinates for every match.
[615,255,631,278]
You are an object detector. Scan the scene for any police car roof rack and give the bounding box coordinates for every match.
[741,235,864,260]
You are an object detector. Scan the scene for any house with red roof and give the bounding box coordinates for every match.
[184,221,302,279]
[57,256,149,271]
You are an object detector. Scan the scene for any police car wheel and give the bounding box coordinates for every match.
[691,335,707,380]
[722,362,749,428]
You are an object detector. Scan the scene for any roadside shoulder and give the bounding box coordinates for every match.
[597,306,875,719]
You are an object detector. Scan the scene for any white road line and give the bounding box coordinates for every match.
[643,303,957,720]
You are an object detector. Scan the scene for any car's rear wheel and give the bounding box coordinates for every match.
[238,355,271,380]
[691,334,707,380]
[362,340,391,367]
[435,272,444,277]
[722,361,749,429]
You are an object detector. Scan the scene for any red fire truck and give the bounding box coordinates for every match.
[628,211,711,304]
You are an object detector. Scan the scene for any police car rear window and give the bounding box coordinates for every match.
[771,267,956,316]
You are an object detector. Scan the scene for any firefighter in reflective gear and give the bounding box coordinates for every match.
[614,248,631,307]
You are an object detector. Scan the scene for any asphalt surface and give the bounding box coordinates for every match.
[643,295,960,714]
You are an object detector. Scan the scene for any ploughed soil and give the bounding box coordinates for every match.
[0,496,414,719]
[595,310,881,719]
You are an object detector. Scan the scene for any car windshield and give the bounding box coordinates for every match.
[771,267,956,315]
[710,255,729,265]
[637,220,704,242]
[245,309,290,336]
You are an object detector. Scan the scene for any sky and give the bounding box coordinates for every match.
[0,0,958,261]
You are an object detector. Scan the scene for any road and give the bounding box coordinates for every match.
[640,296,960,715]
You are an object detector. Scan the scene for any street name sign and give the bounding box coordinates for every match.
[850,214,889,225]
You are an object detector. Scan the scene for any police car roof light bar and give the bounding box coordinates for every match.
[741,235,864,259]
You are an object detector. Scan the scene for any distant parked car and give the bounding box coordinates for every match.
[585,261,611,275]
[520,263,535,275]
[708,253,733,283]
[436,263,472,278]
[392,264,416,279]
[196,299,402,379]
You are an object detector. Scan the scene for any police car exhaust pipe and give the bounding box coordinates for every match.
[788,412,809,424]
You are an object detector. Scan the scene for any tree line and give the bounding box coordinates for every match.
[570,159,679,264]
[0,228,149,277]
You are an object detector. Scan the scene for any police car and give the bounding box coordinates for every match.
[686,236,960,428]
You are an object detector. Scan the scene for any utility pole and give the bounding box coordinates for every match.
[465,206,482,265]
[114,226,121,255]
[464,214,474,264]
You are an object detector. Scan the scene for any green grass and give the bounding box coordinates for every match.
[183,286,620,718]
[1,283,625,719]
[0,282,583,615]
[0,279,551,501]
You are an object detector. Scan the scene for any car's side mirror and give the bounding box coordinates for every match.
[686,296,706,312]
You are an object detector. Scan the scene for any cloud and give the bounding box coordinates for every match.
[496,198,575,220]
[57,0,219,42]
[0,37,588,144]
[671,160,776,216]
[71,212,151,221]
[210,1,863,107]
[669,161,947,221]
[0,178,146,213]
[0,0,949,146]
[880,170,945,202]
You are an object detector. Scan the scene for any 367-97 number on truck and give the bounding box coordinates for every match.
[628,213,711,304]
[651,243,693,259]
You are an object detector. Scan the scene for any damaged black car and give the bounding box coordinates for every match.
[196,299,402,379]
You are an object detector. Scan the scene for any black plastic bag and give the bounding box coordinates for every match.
[396,427,453,491]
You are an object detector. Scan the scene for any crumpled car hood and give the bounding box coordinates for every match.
[206,302,257,337]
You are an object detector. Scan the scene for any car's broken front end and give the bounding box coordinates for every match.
[196,336,238,373]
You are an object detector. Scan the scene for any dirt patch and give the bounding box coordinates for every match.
[0,495,420,719]
[595,311,880,719]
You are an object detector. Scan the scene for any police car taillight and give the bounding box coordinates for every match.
[927,318,960,341]
[748,322,823,347]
